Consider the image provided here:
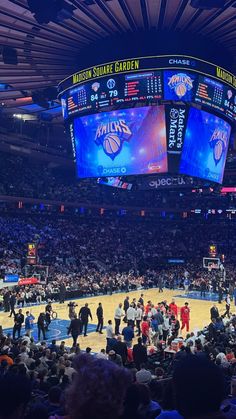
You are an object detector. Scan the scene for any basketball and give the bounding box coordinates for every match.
[103,133,121,156]
[176,83,187,98]
[214,140,223,163]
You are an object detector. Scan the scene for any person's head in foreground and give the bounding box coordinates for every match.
[66,353,131,419]
[173,356,225,419]
[0,373,31,419]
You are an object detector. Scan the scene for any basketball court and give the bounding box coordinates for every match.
[0,287,229,353]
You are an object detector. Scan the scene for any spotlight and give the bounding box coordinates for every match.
[27,0,75,24]
[0,46,18,65]
[32,91,49,109]
[32,87,57,109]
[190,0,225,9]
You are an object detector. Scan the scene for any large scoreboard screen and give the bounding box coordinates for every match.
[70,105,231,183]
[179,108,231,184]
[59,55,236,123]
[59,55,235,184]
[72,106,168,178]
[61,71,163,119]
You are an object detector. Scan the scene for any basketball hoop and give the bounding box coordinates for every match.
[203,257,220,270]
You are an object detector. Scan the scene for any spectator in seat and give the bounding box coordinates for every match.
[0,373,31,419]
[113,335,128,365]
[173,356,225,419]
[133,337,148,370]
[66,353,131,419]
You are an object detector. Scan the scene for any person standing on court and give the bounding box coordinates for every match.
[126,303,136,328]
[218,282,223,304]
[37,312,46,341]
[123,296,129,323]
[180,302,190,333]
[158,276,164,293]
[114,303,123,335]
[96,302,104,334]
[222,293,231,319]
[122,323,134,348]
[79,303,92,337]
[135,303,143,336]
[9,292,16,318]
[141,316,150,345]
[106,320,114,349]
[169,298,178,318]
[68,314,82,346]
[3,290,10,312]
[59,282,66,304]
[25,311,35,337]
[13,309,24,340]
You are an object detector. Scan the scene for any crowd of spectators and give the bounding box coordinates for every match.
[0,150,236,210]
[1,292,236,419]
[0,214,235,308]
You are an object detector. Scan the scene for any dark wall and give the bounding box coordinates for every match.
[76,30,234,72]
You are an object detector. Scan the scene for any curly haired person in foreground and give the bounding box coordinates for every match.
[66,354,132,419]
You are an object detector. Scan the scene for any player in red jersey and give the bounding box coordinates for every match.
[169,298,178,318]
[180,302,190,332]
[141,316,150,345]
[144,300,152,315]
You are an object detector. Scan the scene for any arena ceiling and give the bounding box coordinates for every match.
[0,0,236,114]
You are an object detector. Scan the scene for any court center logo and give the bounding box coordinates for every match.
[95,119,132,160]
[209,129,228,165]
[168,73,194,98]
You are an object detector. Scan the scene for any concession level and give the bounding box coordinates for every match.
[61,72,162,118]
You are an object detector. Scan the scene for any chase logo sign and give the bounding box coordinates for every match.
[209,129,228,165]
[95,120,132,160]
[168,73,194,99]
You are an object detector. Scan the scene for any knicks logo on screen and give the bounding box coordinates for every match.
[209,129,228,165]
[94,120,132,160]
[168,73,194,99]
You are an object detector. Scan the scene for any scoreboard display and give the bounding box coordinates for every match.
[59,55,235,184]
[61,71,163,119]
[70,105,231,182]
[59,55,236,123]
[195,76,235,121]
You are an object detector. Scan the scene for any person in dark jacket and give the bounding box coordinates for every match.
[113,336,128,365]
[59,283,66,304]
[13,309,24,340]
[208,318,217,342]
[132,337,148,370]
[210,304,219,321]
[3,291,10,312]
[218,283,223,304]
[9,293,16,317]
[96,302,103,334]
[123,296,129,323]
[79,303,92,337]
[68,314,82,346]
[37,312,46,341]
